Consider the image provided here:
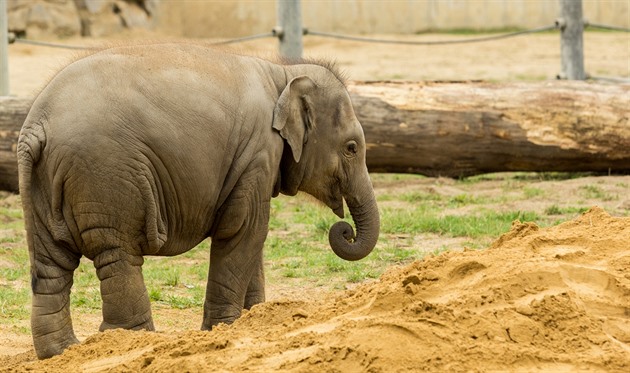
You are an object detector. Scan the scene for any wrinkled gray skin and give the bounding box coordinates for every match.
[17,44,379,359]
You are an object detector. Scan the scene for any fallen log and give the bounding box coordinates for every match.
[0,81,629,192]
[349,81,630,177]
[0,97,30,193]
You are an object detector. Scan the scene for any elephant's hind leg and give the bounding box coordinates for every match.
[93,249,154,331]
[30,228,80,359]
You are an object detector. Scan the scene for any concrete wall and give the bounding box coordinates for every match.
[156,0,630,38]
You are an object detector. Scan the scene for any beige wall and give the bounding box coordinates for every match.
[156,0,629,38]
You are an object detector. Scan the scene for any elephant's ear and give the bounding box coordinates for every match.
[272,75,317,163]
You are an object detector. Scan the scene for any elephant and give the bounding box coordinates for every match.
[17,43,380,359]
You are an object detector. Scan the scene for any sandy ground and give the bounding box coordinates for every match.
[1,32,629,372]
[3,207,629,372]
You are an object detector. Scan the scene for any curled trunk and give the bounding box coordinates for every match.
[328,194,380,261]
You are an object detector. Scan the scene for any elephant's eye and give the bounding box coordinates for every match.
[345,140,358,156]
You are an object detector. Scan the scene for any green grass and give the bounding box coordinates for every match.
[381,207,539,237]
[579,185,617,201]
[401,191,442,203]
[0,285,30,320]
[0,207,23,220]
[523,187,545,198]
[545,205,589,216]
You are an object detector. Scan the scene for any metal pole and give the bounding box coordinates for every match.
[276,0,303,59]
[558,0,585,80]
[1,0,9,95]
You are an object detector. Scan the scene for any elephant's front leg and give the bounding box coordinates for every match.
[201,200,270,329]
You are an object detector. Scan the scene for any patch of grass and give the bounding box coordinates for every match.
[545,205,589,216]
[148,284,204,309]
[0,244,32,327]
[432,211,539,237]
[162,294,204,309]
[312,215,339,238]
[70,260,101,309]
[146,267,180,287]
[514,172,595,181]
[148,287,163,302]
[523,187,545,198]
[381,207,539,238]
[0,207,23,220]
[401,191,442,203]
[265,232,395,285]
[370,173,427,183]
[448,194,484,206]
[545,204,562,215]
[0,235,21,244]
[0,285,30,321]
[579,185,617,201]
[460,173,507,183]
[346,266,380,283]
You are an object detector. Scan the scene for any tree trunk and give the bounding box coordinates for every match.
[0,81,629,192]
[348,81,630,177]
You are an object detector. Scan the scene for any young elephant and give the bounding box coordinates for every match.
[17,44,380,359]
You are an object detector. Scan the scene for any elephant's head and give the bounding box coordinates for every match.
[273,64,379,261]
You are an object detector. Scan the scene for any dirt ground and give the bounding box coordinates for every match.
[1,31,630,372]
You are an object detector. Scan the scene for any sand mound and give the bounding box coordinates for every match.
[5,207,629,372]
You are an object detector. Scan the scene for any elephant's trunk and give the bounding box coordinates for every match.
[328,187,380,261]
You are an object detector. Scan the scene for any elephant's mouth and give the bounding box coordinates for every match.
[331,203,345,219]
[323,195,344,219]
[324,183,345,219]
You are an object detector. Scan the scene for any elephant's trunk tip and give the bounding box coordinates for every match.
[328,220,376,261]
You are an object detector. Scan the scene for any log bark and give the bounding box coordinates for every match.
[348,81,630,177]
[0,81,629,192]
[0,97,30,193]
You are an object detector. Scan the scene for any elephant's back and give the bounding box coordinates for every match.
[36,43,272,143]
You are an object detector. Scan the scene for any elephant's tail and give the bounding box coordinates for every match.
[17,116,48,267]
[17,117,46,167]
[17,116,47,199]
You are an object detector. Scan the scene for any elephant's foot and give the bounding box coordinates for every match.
[244,291,265,310]
[99,313,155,332]
[200,300,242,330]
[31,292,80,359]
[33,332,79,360]
[200,315,240,331]
[94,249,154,332]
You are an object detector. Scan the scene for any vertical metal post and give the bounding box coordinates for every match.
[276,0,303,59]
[0,0,9,95]
[558,0,585,80]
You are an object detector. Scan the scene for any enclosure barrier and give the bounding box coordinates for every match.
[7,21,628,49]
[3,0,629,93]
